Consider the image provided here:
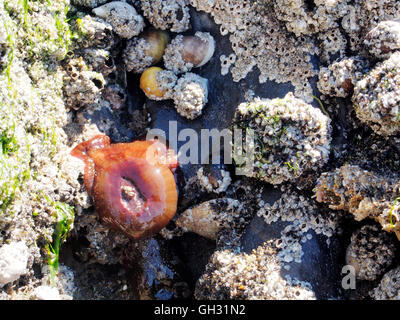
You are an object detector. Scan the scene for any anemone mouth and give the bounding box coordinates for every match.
[120,176,146,213]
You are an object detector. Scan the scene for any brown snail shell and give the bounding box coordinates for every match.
[139,66,177,100]
[163,32,215,74]
[123,29,170,73]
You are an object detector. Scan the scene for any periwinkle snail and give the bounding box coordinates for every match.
[71,135,179,240]
[139,66,177,100]
[123,29,171,73]
[163,32,215,74]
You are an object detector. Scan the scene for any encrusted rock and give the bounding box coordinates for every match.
[173,72,208,120]
[63,57,105,109]
[353,52,400,136]
[102,84,126,110]
[233,93,331,185]
[318,56,369,98]
[257,191,339,267]
[190,0,319,102]
[74,15,116,50]
[370,266,400,299]
[315,164,400,240]
[93,1,145,39]
[195,244,316,300]
[273,0,349,37]
[365,20,400,59]
[140,0,190,33]
[346,225,396,281]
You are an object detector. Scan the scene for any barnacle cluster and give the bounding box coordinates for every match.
[196,167,231,194]
[63,57,105,109]
[370,266,400,299]
[352,52,400,136]
[365,20,400,60]
[173,73,208,120]
[314,164,400,239]
[346,225,396,281]
[233,93,331,185]
[92,2,145,39]
[140,67,177,100]
[257,192,339,267]
[140,0,190,33]
[186,190,318,299]
[273,0,349,37]
[74,15,116,50]
[64,7,127,111]
[189,0,400,102]
[81,48,116,78]
[189,0,318,102]
[317,56,370,98]
[340,0,400,52]
[195,244,316,300]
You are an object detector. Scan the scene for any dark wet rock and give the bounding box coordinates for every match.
[124,237,191,300]
[240,214,345,299]
[167,233,216,293]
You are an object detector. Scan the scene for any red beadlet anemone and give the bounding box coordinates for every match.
[71,134,179,240]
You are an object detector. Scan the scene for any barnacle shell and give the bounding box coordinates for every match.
[352,51,400,136]
[123,29,170,73]
[173,72,208,120]
[70,135,179,240]
[92,1,145,39]
[140,66,177,100]
[164,32,215,74]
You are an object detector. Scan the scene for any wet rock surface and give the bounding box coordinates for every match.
[241,215,344,299]
[3,0,400,300]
